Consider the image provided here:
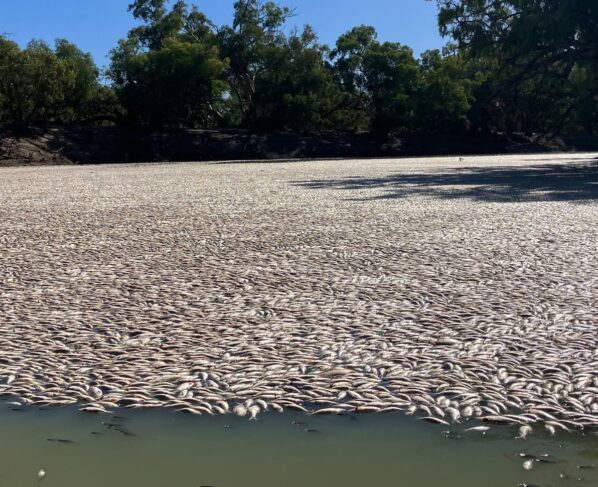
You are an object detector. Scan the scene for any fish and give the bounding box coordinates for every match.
[517,425,533,439]
[312,407,345,415]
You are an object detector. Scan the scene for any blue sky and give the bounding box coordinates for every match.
[2,0,445,68]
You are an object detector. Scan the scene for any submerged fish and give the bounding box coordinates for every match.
[47,438,76,444]
[517,425,533,439]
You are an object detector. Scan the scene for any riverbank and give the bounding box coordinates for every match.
[2,125,592,166]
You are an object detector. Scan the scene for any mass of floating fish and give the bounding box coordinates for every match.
[0,154,597,436]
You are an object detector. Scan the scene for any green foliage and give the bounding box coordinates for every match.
[417,49,475,133]
[54,39,101,121]
[0,37,108,130]
[0,38,72,129]
[216,0,295,126]
[331,26,421,136]
[1,0,595,138]
[251,27,342,131]
[362,41,419,136]
[109,1,225,127]
[109,38,225,127]
[434,0,598,135]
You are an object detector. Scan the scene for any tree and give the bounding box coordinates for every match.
[109,1,226,127]
[435,0,597,67]
[216,1,344,131]
[54,39,101,121]
[0,37,109,129]
[433,0,598,135]
[331,26,419,137]
[417,48,475,133]
[217,0,294,126]
[329,25,376,132]
[0,38,74,130]
[250,26,342,131]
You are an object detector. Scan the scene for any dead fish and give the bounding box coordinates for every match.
[465,426,490,433]
[312,407,345,415]
[519,453,551,462]
[522,459,535,471]
[80,406,109,414]
[321,368,350,378]
[304,428,320,433]
[102,421,135,436]
[420,416,450,425]
[577,465,596,470]
[233,404,247,417]
[536,457,555,464]
[248,405,261,420]
[517,425,533,439]
[114,426,136,437]
[518,453,538,459]
[47,438,76,444]
[37,469,46,480]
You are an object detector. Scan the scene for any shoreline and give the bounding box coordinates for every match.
[3,125,595,168]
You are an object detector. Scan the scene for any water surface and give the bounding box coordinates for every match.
[1,403,596,487]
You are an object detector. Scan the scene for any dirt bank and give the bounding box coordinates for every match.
[1,125,584,167]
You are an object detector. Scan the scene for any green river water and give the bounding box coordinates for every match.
[0,401,596,487]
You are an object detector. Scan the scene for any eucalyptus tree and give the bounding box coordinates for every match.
[0,38,75,129]
[417,48,476,133]
[216,0,294,126]
[433,0,598,135]
[109,0,227,128]
[331,26,420,137]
